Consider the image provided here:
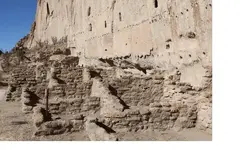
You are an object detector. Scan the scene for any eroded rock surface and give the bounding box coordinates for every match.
[0,0,212,141]
[85,116,118,141]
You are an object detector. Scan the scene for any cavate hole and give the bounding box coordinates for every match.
[189,54,192,57]
[119,12,122,21]
[89,23,92,31]
[104,21,107,28]
[180,56,183,59]
[166,44,170,49]
[46,3,50,16]
[88,7,91,16]
[166,39,172,42]
[187,32,196,39]
[186,9,189,12]
[203,52,206,55]
[105,49,107,52]
[154,0,158,8]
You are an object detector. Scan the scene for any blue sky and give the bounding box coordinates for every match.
[0,0,37,51]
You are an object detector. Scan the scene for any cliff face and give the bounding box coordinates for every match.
[29,0,212,65]
[0,0,212,140]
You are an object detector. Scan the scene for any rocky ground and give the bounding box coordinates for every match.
[0,87,211,141]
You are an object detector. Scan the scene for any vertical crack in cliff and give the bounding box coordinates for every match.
[111,0,117,33]
[167,0,178,47]
[190,0,203,49]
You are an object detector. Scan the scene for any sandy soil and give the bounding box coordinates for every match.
[0,87,212,141]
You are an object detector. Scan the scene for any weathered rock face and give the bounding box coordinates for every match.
[28,0,212,68]
[2,0,212,139]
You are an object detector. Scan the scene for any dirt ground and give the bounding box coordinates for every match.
[0,87,212,141]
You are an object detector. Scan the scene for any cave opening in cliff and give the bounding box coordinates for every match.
[154,0,158,8]
[89,23,92,31]
[46,3,50,16]
[119,12,122,21]
[88,7,91,16]
[105,21,107,28]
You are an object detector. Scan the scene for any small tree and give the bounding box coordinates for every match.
[36,40,44,48]
[0,48,3,55]
[51,37,58,45]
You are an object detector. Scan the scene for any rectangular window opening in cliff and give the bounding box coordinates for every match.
[154,0,158,8]
[119,12,122,21]
[105,21,107,28]
[47,3,50,16]
[88,7,91,16]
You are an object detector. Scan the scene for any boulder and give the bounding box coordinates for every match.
[85,116,118,141]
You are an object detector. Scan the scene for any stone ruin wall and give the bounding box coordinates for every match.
[27,0,212,68]
[6,52,212,135]
[3,0,212,138]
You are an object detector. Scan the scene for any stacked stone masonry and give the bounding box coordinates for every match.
[3,0,212,139]
[7,53,212,135]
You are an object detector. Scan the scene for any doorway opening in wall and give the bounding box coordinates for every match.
[154,0,158,8]
[88,7,91,16]
[105,21,107,28]
[46,3,50,16]
[119,12,122,21]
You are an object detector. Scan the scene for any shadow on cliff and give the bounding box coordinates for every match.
[28,91,41,107]
[108,85,130,110]
[95,121,116,134]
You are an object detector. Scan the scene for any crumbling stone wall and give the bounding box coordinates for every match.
[7,56,101,116]
[7,64,40,102]
[6,49,212,136]
[89,65,212,133]
[2,0,212,140]
[108,76,164,106]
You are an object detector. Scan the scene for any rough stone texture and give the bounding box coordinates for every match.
[85,116,118,141]
[34,120,73,136]
[6,57,212,135]
[91,78,125,116]
[33,106,46,128]
[2,0,212,140]
[26,0,211,69]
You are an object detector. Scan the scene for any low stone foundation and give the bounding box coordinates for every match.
[5,54,212,138]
